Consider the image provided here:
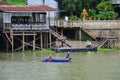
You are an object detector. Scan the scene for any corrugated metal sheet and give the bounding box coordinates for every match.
[0,5,56,12]
[109,0,120,4]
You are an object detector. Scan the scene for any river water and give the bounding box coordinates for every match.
[0,51,120,80]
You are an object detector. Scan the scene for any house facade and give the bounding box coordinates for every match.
[0,5,56,51]
[27,0,58,18]
[0,5,56,30]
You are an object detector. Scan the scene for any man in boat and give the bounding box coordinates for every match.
[48,56,52,62]
[66,52,71,60]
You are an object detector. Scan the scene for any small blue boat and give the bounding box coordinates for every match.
[42,58,71,62]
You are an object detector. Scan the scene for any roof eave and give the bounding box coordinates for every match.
[3,10,56,13]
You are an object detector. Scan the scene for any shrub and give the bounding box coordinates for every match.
[69,15,79,20]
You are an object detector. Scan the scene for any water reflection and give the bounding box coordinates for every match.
[0,51,120,80]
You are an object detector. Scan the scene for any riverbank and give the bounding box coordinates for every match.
[0,47,120,53]
[97,48,120,52]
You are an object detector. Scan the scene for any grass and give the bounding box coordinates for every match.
[97,48,120,52]
[0,48,55,53]
[35,49,55,53]
[19,49,55,53]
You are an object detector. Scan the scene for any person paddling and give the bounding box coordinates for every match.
[66,52,71,60]
[48,56,52,62]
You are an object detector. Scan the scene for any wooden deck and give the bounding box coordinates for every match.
[53,20,120,48]
[1,20,120,51]
[55,20,120,29]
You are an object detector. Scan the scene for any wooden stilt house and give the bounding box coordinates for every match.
[0,5,56,51]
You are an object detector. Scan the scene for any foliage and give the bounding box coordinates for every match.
[61,0,82,16]
[81,35,93,41]
[69,15,79,20]
[97,48,120,52]
[86,51,94,55]
[16,49,55,53]
[35,49,55,53]
[56,0,102,17]
[88,9,97,18]
[96,1,118,19]
[98,11,118,19]
[3,0,26,5]
[96,1,114,12]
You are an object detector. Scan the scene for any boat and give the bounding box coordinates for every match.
[42,58,71,62]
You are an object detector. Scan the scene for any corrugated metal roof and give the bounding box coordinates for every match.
[0,5,56,12]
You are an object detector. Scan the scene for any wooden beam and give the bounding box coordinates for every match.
[6,40,9,51]
[11,35,14,52]
[79,29,81,41]
[33,32,35,51]
[12,34,37,36]
[4,33,12,45]
[49,30,51,48]
[22,31,25,51]
[40,31,43,49]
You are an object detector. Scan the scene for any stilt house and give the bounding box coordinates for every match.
[0,5,56,51]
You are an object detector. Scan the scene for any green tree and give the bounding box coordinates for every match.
[96,1,118,19]
[56,0,101,17]
[61,0,82,16]
[96,1,114,12]
[88,9,97,18]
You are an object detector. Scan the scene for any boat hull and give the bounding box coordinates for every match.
[42,58,70,62]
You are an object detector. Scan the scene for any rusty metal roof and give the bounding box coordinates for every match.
[0,5,56,12]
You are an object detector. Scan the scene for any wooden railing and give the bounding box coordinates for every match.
[1,23,49,31]
[1,20,120,31]
[55,20,120,29]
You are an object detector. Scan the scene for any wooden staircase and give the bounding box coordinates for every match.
[50,29,72,47]
[81,29,99,40]
[97,39,108,48]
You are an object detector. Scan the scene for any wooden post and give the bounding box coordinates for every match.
[44,34,46,48]
[61,29,63,36]
[11,32,14,52]
[48,12,50,27]
[10,30,14,51]
[26,36,28,50]
[33,32,35,51]
[79,29,81,41]
[40,31,43,49]
[46,33,48,48]
[49,30,51,48]
[10,31,14,52]
[75,30,78,40]
[22,31,25,51]
[6,40,9,51]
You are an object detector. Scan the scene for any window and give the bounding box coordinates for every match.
[11,16,30,24]
[32,13,46,23]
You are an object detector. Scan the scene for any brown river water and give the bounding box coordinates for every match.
[0,51,120,80]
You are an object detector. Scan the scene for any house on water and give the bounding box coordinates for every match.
[0,4,57,51]
[27,0,58,26]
